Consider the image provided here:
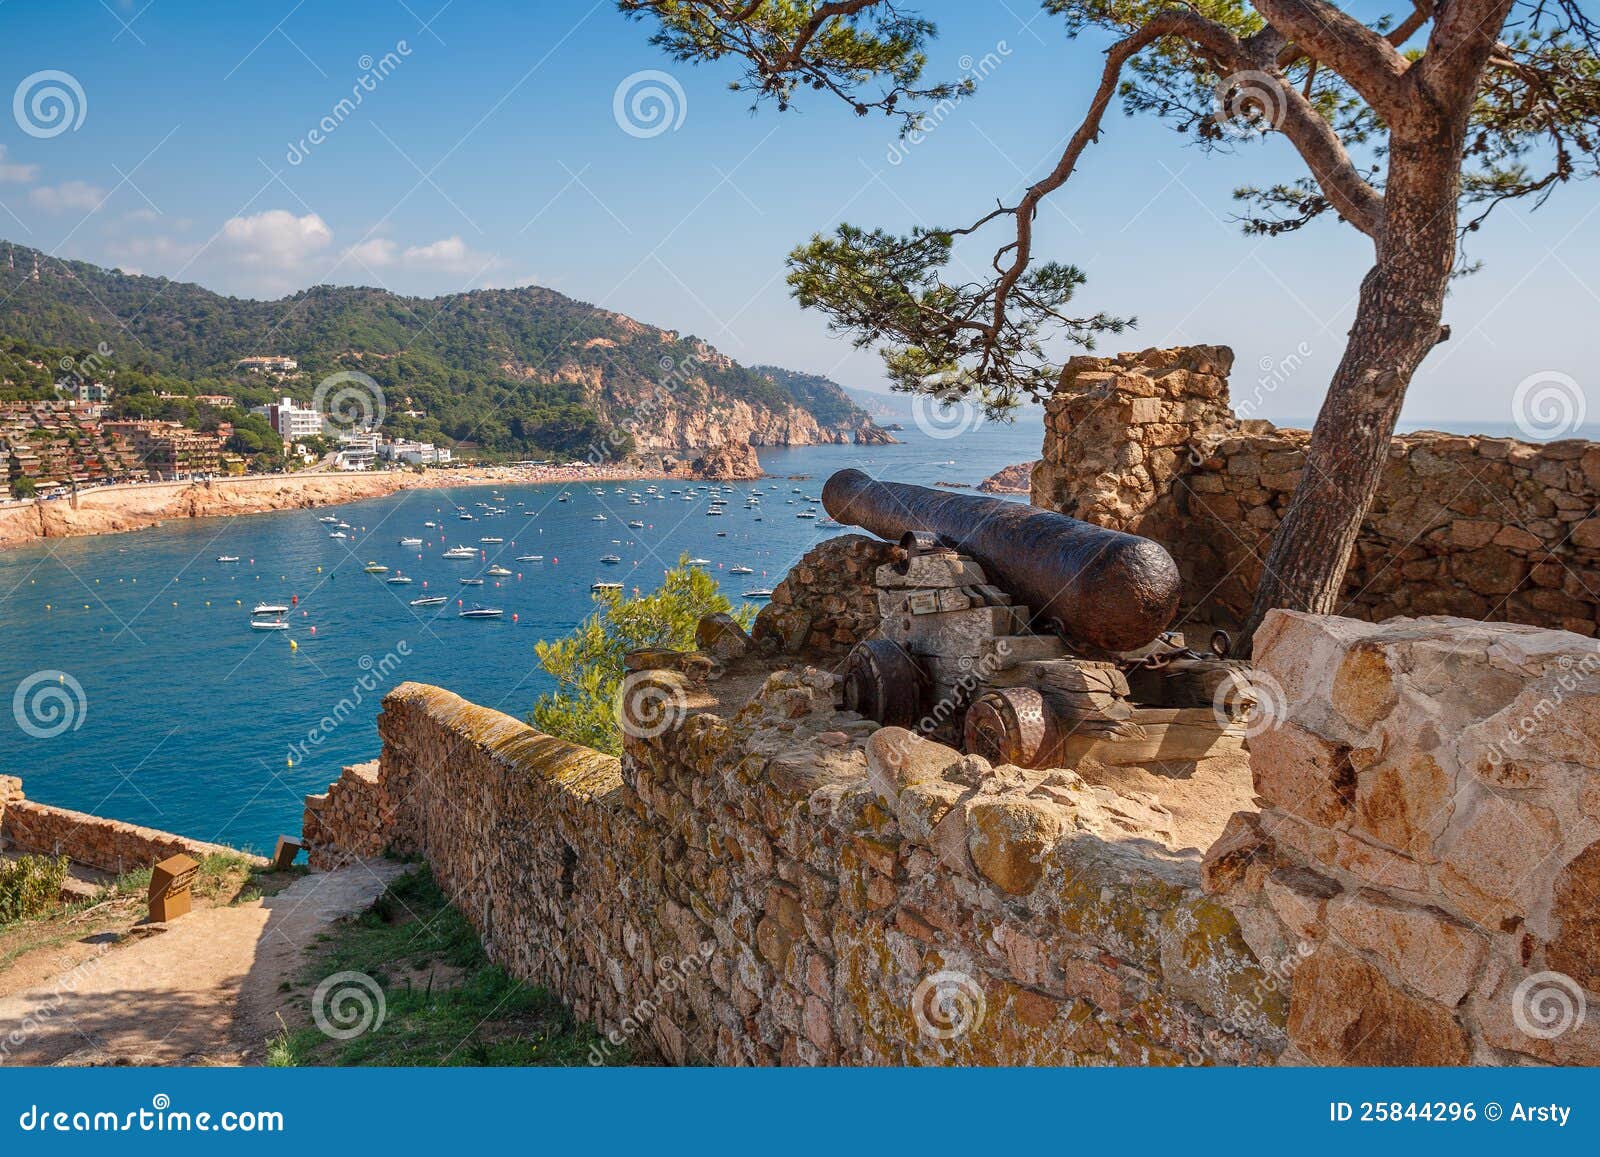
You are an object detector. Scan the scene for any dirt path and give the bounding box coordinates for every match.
[0,859,406,1066]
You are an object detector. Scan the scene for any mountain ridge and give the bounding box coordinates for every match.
[0,241,889,459]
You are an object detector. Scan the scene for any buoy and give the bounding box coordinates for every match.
[309,625,316,633]
[287,756,294,767]
[512,613,518,622]
[290,639,298,651]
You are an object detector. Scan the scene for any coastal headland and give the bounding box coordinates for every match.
[0,463,671,551]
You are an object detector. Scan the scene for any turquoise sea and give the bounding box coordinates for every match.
[0,422,1042,851]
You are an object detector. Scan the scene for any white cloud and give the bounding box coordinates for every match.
[219,209,333,268]
[401,235,492,274]
[29,180,107,212]
[0,146,39,184]
[344,238,398,267]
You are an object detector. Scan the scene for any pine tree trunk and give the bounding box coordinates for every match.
[1233,124,1465,655]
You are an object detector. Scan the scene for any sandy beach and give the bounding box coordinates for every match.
[0,462,668,551]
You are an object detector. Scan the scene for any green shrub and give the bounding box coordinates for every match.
[0,854,69,924]
[531,556,754,754]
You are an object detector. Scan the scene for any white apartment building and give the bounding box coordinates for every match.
[252,397,326,441]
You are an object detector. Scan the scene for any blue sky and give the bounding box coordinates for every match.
[0,0,1595,423]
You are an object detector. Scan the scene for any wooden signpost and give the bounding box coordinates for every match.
[147,853,199,922]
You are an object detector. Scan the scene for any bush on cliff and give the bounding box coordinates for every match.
[532,557,753,754]
[0,854,68,925]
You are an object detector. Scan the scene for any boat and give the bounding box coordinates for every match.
[252,602,289,615]
[386,576,414,585]
[458,606,504,619]
[459,511,475,520]
[460,577,485,586]
[399,537,424,547]
[329,531,348,539]
[743,588,775,599]
[796,510,818,519]
[524,511,537,517]
[409,595,448,607]
[363,562,389,573]
[627,520,644,529]
[424,521,439,528]
[729,565,754,575]
[317,515,338,524]
[591,581,623,593]
[557,493,571,502]
[686,558,711,566]
[486,565,513,577]
[515,555,544,563]
[706,508,724,516]
[480,536,504,544]
[216,555,240,563]
[600,554,622,565]
[442,546,479,559]
[249,619,290,631]
[818,518,842,527]
[591,514,607,521]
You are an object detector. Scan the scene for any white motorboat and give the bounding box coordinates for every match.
[686,558,711,566]
[317,515,338,524]
[249,618,290,631]
[627,520,644,529]
[591,581,623,593]
[729,565,755,575]
[329,531,348,539]
[743,588,775,599]
[515,555,543,562]
[400,537,424,547]
[252,602,290,615]
[600,554,622,565]
[486,565,513,577]
[409,595,448,607]
[460,577,485,586]
[591,514,607,521]
[458,605,504,619]
[479,536,504,544]
[387,575,414,585]
[796,510,818,519]
[442,546,479,559]
[217,555,240,563]
[363,562,389,573]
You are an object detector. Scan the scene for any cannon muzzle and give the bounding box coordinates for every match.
[821,468,1179,654]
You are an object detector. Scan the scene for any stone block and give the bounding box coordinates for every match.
[1325,890,1487,1005]
[875,556,988,589]
[1288,946,1470,1065]
[967,798,1065,894]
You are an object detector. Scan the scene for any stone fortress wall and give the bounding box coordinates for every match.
[0,775,263,873]
[303,602,1600,1065]
[1033,346,1600,637]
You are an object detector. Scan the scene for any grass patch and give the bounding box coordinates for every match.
[274,867,622,1067]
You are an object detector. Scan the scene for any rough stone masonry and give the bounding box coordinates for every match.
[1033,345,1600,637]
[303,599,1599,1066]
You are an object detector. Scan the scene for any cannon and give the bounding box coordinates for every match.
[822,468,1181,656]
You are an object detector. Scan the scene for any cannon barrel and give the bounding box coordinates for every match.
[821,468,1180,654]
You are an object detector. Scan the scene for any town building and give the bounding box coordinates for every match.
[380,438,453,466]
[234,356,299,375]
[251,396,326,441]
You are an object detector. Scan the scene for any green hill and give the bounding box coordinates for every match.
[0,241,885,460]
